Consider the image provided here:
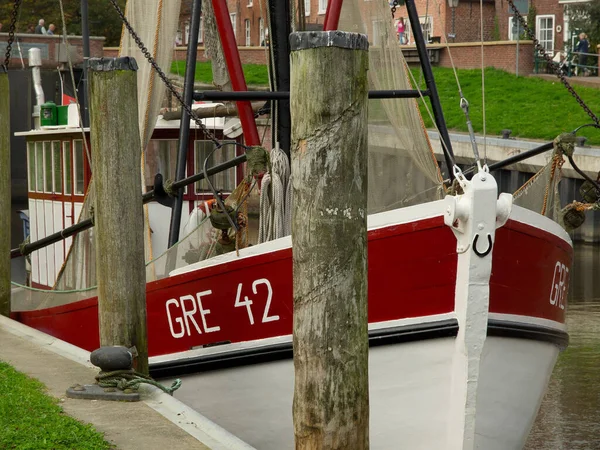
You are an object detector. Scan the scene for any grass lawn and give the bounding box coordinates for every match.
[170,60,269,86]
[170,61,600,144]
[0,362,113,450]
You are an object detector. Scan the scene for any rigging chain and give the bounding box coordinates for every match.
[390,0,406,18]
[507,0,599,125]
[3,0,22,70]
[108,0,221,146]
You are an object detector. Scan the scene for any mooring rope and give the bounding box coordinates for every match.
[96,369,181,395]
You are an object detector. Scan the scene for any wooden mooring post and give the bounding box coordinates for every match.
[88,58,148,374]
[290,31,370,449]
[0,70,10,317]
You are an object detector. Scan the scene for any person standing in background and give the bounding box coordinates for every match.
[34,19,46,35]
[397,17,406,44]
[575,32,590,76]
[47,24,56,35]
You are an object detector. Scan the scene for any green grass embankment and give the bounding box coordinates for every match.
[170,62,600,145]
[0,362,113,450]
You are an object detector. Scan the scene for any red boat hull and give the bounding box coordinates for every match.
[13,203,571,357]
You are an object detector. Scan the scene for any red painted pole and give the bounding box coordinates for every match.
[211,0,260,146]
[323,0,344,31]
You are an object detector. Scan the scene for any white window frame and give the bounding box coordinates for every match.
[245,19,251,46]
[35,142,43,193]
[536,14,555,55]
[259,18,265,45]
[63,141,72,195]
[305,0,311,15]
[73,139,84,195]
[247,0,253,6]
[230,13,237,37]
[52,141,62,194]
[27,142,34,192]
[508,16,527,41]
[43,141,52,193]
[403,15,433,45]
[198,16,204,43]
[318,0,328,14]
[184,23,190,45]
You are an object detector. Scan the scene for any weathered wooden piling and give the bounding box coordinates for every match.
[0,70,10,317]
[290,31,370,449]
[88,58,148,374]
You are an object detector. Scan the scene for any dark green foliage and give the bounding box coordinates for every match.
[567,2,600,52]
[527,6,536,36]
[0,0,127,46]
[0,362,113,449]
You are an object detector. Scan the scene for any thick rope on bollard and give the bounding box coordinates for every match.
[95,369,182,395]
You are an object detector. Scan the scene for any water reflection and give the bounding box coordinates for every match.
[525,243,600,449]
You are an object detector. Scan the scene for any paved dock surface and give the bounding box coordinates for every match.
[0,316,253,450]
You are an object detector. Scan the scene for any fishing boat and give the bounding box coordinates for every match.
[7,0,583,448]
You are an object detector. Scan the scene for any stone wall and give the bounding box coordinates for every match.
[436,41,535,74]
[104,45,269,66]
[0,33,104,69]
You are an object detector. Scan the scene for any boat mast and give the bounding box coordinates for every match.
[267,0,292,159]
[167,0,203,247]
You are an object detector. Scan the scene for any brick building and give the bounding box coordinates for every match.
[174,0,594,71]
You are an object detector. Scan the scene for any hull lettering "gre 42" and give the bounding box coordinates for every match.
[235,278,279,325]
[166,290,221,338]
[549,261,568,310]
[165,278,280,338]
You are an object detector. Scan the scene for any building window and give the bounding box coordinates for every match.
[536,15,554,54]
[508,16,527,41]
[144,140,178,191]
[403,16,433,45]
[305,0,310,15]
[63,141,72,195]
[230,13,237,37]
[198,16,204,43]
[259,18,265,46]
[73,140,84,195]
[35,142,43,192]
[247,0,253,6]
[319,0,328,14]
[184,20,203,44]
[245,19,251,46]
[44,142,53,193]
[195,141,237,194]
[52,141,62,194]
[27,142,35,192]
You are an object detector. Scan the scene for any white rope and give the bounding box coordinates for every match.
[258,173,272,243]
[258,143,290,243]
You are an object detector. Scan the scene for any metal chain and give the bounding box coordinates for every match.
[507,0,599,125]
[3,0,22,69]
[108,0,221,145]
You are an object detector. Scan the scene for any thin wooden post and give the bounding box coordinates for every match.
[290,31,370,449]
[0,70,10,317]
[88,58,148,374]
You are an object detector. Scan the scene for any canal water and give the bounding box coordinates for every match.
[525,243,600,450]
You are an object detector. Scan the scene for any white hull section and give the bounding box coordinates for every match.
[168,335,559,450]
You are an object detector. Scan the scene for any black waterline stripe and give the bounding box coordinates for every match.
[151,318,568,378]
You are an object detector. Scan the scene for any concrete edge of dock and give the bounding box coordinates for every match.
[0,315,255,450]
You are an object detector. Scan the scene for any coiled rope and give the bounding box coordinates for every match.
[96,369,182,395]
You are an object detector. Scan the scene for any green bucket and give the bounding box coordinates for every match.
[40,101,57,127]
[57,105,69,126]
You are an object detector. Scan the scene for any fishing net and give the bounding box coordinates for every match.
[338,0,445,213]
[11,0,182,311]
